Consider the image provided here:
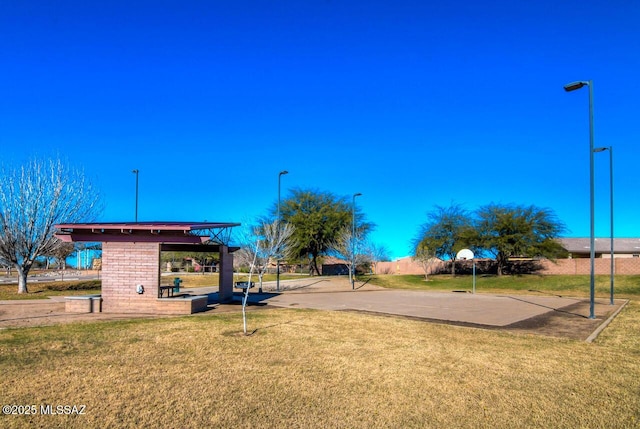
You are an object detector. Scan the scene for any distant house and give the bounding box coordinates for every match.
[558,238,640,259]
[321,256,350,276]
[184,257,218,272]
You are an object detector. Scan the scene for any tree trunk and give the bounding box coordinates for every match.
[496,253,506,276]
[451,259,456,276]
[310,255,321,276]
[16,265,29,294]
[348,263,353,287]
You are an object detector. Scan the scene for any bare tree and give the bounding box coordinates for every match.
[236,220,296,293]
[0,157,101,293]
[367,241,390,275]
[327,227,371,289]
[44,239,75,270]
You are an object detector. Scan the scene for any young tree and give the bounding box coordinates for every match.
[473,204,566,275]
[236,220,296,293]
[0,157,101,293]
[412,241,440,281]
[413,204,472,275]
[327,227,371,289]
[277,188,373,275]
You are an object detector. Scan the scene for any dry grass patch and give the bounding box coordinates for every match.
[1,305,639,428]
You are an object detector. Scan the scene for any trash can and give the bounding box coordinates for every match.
[173,277,182,293]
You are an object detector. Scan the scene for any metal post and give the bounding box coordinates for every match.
[564,80,596,319]
[472,260,476,294]
[132,169,139,222]
[351,193,362,290]
[276,170,288,293]
[609,146,614,305]
[587,81,595,319]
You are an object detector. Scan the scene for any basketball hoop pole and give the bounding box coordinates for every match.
[456,248,476,294]
[472,260,476,294]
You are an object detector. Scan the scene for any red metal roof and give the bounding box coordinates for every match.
[56,221,239,231]
[55,221,240,244]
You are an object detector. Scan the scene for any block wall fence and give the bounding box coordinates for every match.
[539,258,640,275]
[375,257,640,276]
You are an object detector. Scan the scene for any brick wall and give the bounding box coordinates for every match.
[102,242,161,313]
[155,296,208,315]
[375,258,445,275]
[540,258,640,275]
[377,257,640,276]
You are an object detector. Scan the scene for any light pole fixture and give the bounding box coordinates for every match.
[276,170,288,293]
[564,79,596,319]
[595,146,614,305]
[132,169,139,222]
[351,193,362,290]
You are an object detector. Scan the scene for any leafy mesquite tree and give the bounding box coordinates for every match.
[0,157,101,293]
[278,188,373,275]
[472,204,566,275]
[413,204,472,275]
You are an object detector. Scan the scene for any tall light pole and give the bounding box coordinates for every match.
[595,146,614,305]
[276,170,288,293]
[351,193,362,290]
[564,80,596,319]
[132,169,139,222]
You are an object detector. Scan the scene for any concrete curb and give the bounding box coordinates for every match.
[586,299,630,343]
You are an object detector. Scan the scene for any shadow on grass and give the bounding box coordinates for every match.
[281,279,330,291]
[355,278,371,290]
[221,320,296,337]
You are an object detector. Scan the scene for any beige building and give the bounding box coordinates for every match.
[557,238,640,259]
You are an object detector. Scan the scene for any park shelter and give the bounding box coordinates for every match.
[55,222,240,314]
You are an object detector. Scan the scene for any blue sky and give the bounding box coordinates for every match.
[1,1,639,259]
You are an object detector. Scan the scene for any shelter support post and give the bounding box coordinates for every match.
[218,245,234,302]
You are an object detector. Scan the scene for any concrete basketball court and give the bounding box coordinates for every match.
[231,277,627,340]
[261,289,584,327]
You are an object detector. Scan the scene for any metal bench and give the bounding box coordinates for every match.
[158,285,175,298]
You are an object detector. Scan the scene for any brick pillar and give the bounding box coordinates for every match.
[218,245,234,302]
[102,242,161,313]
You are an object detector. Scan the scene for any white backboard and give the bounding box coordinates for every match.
[456,248,474,260]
